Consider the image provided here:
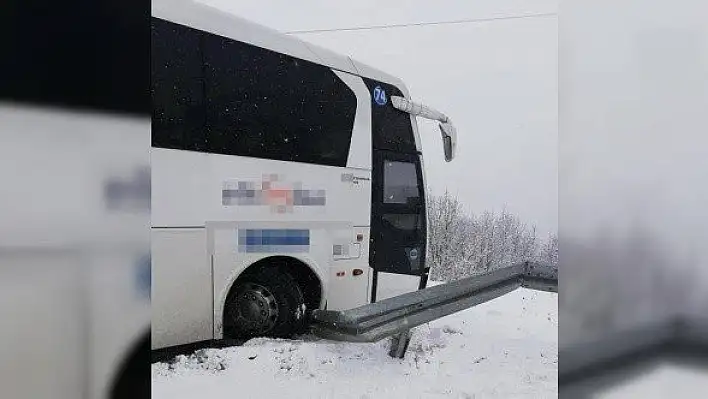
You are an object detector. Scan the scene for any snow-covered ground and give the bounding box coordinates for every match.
[152,288,558,398]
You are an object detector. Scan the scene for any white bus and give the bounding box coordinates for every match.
[1,2,150,397]
[152,0,456,350]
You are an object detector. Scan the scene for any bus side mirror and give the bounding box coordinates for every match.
[389,95,456,162]
[439,122,457,162]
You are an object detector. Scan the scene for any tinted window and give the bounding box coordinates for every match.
[151,18,206,151]
[152,18,357,167]
[202,31,356,166]
[1,1,148,116]
[382,214,421,232]
[383,160,420,205]
[364,80,417,153]
[370,151,427,277]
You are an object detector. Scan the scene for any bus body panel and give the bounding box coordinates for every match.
[151,228,212,350]
[151,146,374,348]
[375,272,422,301]
[333,70,373,170]
[328,226,373,309]
[0,105,150,398]
[210,222,371,340]
[151,149,372,228]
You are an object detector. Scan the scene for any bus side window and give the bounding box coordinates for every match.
[383,161,420,205]
[201,32,356,167]
[151,17,206,151]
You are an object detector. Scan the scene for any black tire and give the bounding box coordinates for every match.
[224,266,306,339]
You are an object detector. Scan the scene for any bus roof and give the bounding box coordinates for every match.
[152,0,410,97]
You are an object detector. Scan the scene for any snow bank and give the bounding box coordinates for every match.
[152,289,557,398]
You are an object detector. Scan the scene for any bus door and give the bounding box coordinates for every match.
[370,149,427,300]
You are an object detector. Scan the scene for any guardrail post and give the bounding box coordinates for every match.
[388,329,412,359]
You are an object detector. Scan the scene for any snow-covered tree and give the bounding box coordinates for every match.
[427,190,468,281]
[539,232,558,268]
[427,193,557,282]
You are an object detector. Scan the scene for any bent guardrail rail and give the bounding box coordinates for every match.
[559,316,708,389]
[310,261,557,343]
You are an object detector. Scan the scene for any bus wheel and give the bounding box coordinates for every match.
[225,266,306,339]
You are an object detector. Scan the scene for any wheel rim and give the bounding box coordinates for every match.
[233,282,279,335]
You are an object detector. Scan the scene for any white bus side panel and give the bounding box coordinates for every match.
[151,228,212,350]
[376,273,421,301]
[327,226,371,310]
[0,105,150,398]
[151,149,372,228]
[152,149,373,345]
[210,222,371,339]
[334,70,372,170]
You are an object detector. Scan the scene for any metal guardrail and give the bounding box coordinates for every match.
[559,317,708,388]
[310,261,557,345]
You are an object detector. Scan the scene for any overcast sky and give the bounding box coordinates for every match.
[201,0,559,236]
